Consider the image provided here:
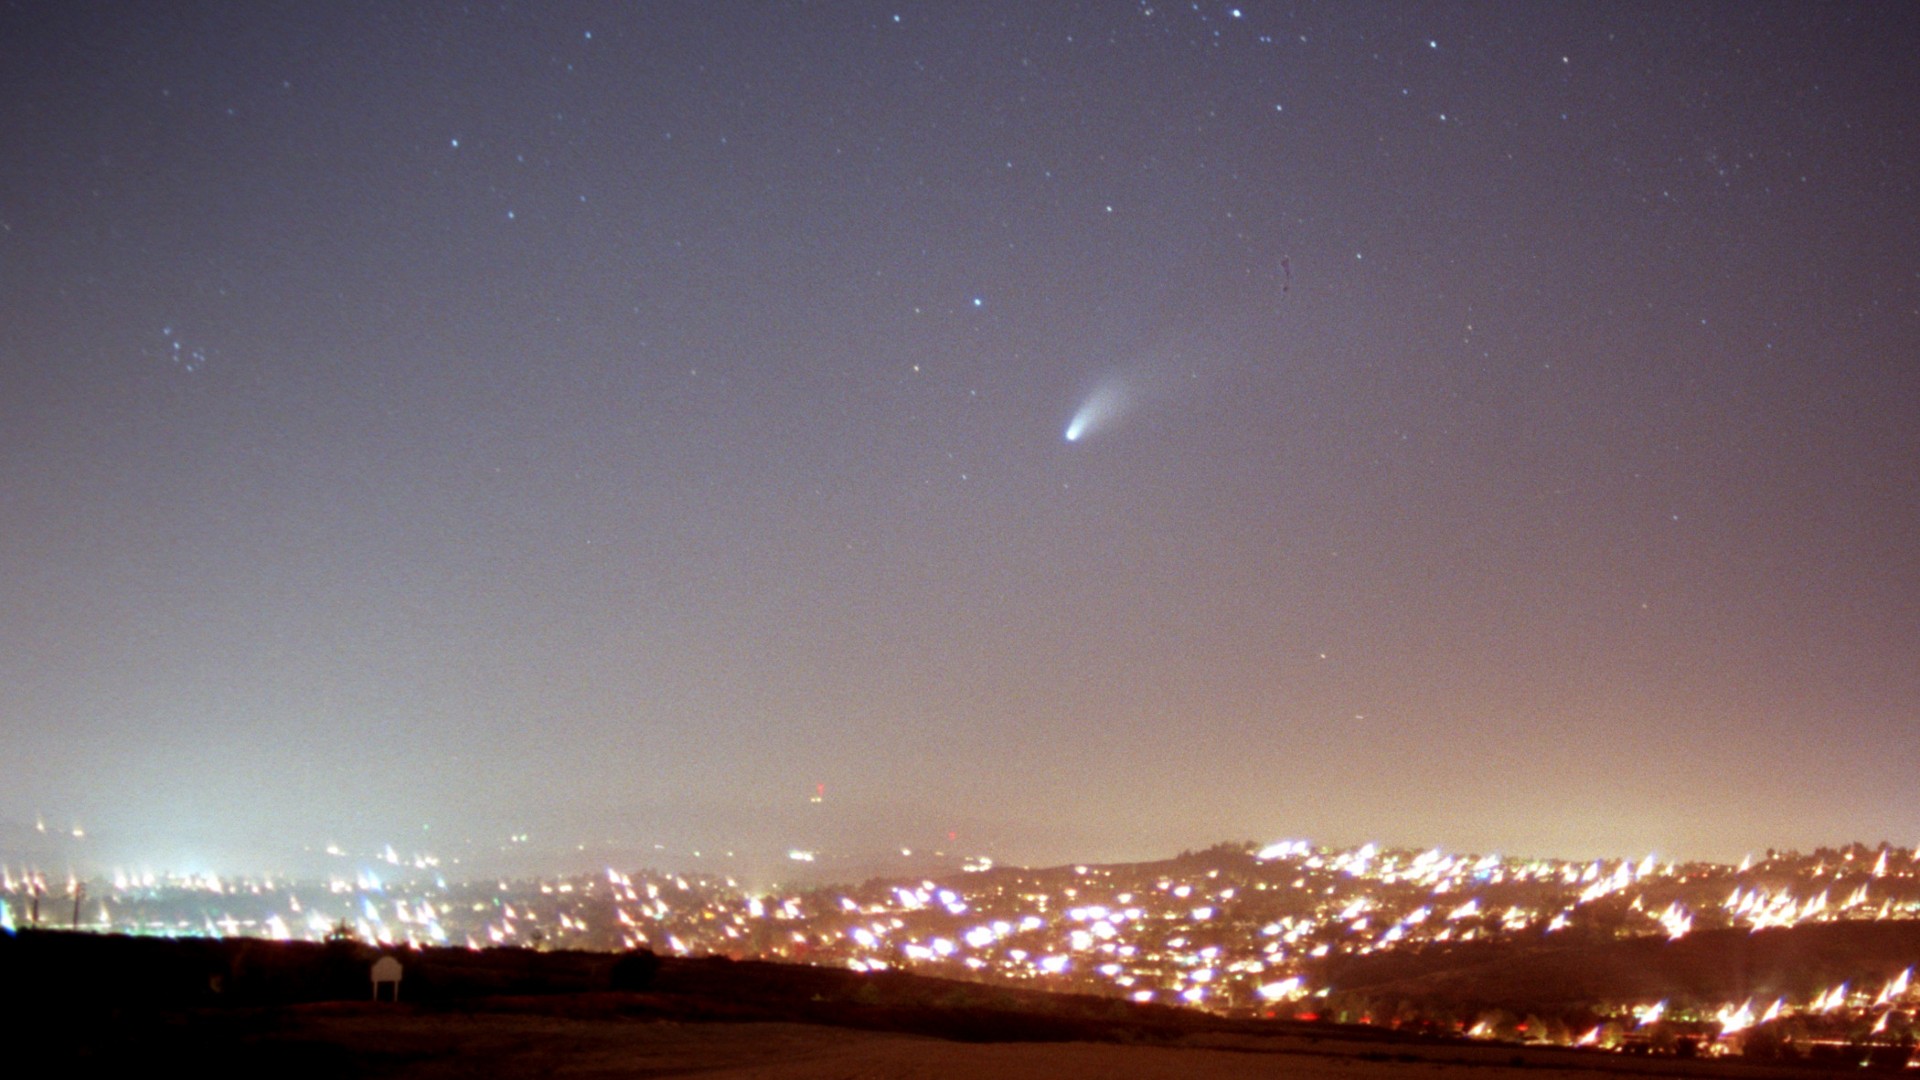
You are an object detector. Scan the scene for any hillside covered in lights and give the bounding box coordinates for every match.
[6,840,1919,1060]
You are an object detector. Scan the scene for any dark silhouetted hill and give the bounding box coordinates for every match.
[1319,920,1920,1014]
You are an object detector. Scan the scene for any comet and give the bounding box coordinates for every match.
[1063,375,1132,443]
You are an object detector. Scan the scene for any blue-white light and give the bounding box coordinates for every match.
[1063,376,1131,444]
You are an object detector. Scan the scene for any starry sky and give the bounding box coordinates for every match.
[3,1,1917,878]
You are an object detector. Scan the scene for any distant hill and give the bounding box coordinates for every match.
[1319,920,1920,1013]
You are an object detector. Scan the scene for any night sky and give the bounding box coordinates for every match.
[4,2,1917,878]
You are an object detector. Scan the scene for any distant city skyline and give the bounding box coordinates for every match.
[3,2,1916,875]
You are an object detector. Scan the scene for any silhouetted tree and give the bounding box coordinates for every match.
[610,948,661,990]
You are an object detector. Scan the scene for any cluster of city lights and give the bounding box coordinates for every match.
[4,839,1916,1054]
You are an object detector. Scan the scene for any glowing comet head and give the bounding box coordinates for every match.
[1063,376,1131,444]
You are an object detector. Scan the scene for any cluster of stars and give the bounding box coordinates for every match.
[153,326,209,373]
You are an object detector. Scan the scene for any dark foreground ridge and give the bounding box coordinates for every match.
[1321,920,1920,1013]
[3,928,1229,1041]
[2,928,1912,1078]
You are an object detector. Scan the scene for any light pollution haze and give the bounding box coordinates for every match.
[1,1,1916,877]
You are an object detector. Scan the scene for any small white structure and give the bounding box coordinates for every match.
[370,955,403,1002]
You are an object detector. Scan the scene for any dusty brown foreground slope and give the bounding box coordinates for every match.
[4,930,1891,1079]
[54,995,1877,1080]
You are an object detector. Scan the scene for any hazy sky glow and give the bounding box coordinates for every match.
[3,2,1916,877]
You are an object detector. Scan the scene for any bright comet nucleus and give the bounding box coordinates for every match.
[1063,376,1131,444]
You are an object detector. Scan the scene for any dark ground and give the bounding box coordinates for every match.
[2,928,1912,1078]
